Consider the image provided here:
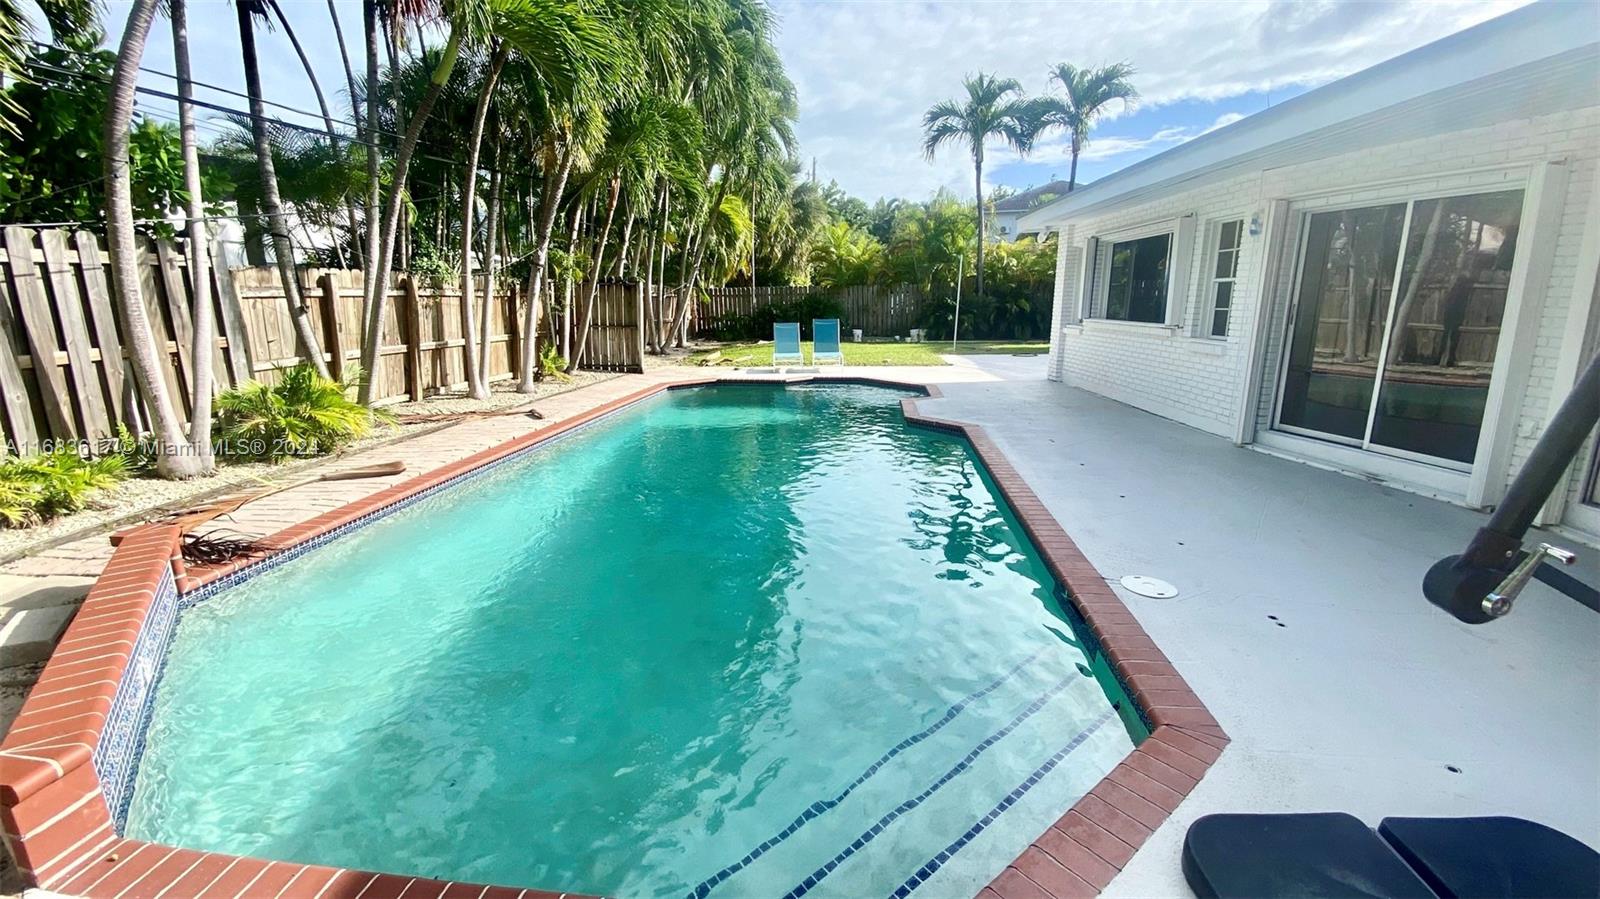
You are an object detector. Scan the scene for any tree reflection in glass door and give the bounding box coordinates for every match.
[1370,190,1524,463]
[1277,189,1525,469]
[1278,204,1406,441]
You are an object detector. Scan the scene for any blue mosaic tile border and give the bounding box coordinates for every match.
[688,648,1047,899]
[773,674,1078,899]
[92,565,178,830]
[891,709,1117,898]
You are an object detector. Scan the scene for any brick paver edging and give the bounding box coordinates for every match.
[0,375,1224,899]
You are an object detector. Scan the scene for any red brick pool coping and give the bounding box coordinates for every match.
[0,374,1226,899]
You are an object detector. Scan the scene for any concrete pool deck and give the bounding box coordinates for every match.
[0,355,1593,897]
[926,362,1600,896]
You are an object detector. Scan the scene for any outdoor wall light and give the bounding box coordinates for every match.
[1248,212,1262,236]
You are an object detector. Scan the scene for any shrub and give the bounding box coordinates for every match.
[716,295,847,341]
[0,451,126,528]
[112,423,158,474]
[539,344,573,382]
[214,364,386,462]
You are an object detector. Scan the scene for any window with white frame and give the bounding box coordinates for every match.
[1099,232,1172,323]
[1207,219,1243,337]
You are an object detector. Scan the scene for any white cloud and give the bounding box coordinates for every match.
[83,0,1534,203]
[1018,111,1250,170]
[774,0,1533,200]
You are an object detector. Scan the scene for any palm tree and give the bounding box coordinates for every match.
[268,0,362,268]
[569,97,685,370]
[105,0,205,478]
[171,0,215,474]
[459,39,511,399]
[358,3,468,403]
[809,220,882,288]
[669,3,794,346]
[1,0,97,132]
[360,0,631,401]
[1029,62,1138,191]
[922,72,1031,297]
[235,0,330,377]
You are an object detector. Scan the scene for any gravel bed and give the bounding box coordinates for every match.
[0,374,620,564]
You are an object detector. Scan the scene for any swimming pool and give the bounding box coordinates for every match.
[120,384,1139,897]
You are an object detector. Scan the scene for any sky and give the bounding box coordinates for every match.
[71,0,1536,203]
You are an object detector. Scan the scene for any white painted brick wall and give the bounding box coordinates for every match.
[1048,105,1600,501]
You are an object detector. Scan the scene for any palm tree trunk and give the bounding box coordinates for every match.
[562,200,584,362]
[458,39,508,400]
[569,179,621,372]
[668,214,704,348]
[237,0,329,378]
[610,205,635,279]
[655,181,670,352]
[642,198,658,353]
[1068,134,1081,192]
[517,148,574,391]
[326,0,362,270]
[476,154,502,387]
[670,175,729,347]
[107,0,202,478]
[270,0,362,271]
[974,150,985,297]
[359,25,463,404]
[361,0,381,320]
[171,0,215,474]
[329,0,359,124]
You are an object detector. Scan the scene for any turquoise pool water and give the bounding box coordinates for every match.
[126,384,1137,898]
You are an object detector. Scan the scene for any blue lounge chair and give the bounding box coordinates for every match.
[812,318,844,365]
[772,322,803,367]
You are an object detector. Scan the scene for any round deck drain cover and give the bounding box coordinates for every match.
[1120,575,1178,598]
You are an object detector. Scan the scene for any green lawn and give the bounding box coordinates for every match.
[689,340,1048,367]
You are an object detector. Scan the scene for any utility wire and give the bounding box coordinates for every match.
[20,54,524,181]
[30,38,469,160]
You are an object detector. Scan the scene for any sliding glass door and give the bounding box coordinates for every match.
[1276,189,1524,468]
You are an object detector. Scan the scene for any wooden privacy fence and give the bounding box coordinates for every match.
[0,225,252,453]
[0,226,645,456]
[571,282,645,372]
[698,284,924,339]
[231,266,525,406]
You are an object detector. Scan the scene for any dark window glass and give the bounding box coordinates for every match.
[1370,190,1523,463]
[1211,282,1233,337]
[1105,233,1170,323]
[1279,204,1407,440]
[1210,220,1243,337]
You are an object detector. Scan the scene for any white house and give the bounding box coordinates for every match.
[990,180,1070,242]
[1018,0,1600,541]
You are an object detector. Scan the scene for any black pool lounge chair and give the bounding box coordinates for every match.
[1182,812,1600,898]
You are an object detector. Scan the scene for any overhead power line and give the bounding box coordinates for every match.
[20,49,520,180]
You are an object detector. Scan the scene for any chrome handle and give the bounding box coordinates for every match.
[1483,543,1577,619]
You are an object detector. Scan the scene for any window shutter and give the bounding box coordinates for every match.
[1167,214,1198,328]
[1079,237,1100,320]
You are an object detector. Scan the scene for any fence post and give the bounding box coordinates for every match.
[506,281,522,378]
[633,281,645,372]
[0,260,37,451]
[209,239,255,386]
[3,227,77,440]
[403,276,424,401]
[39,229,111,440]
[318,273,344,383]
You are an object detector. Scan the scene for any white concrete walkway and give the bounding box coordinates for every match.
[923,377,1600,896]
